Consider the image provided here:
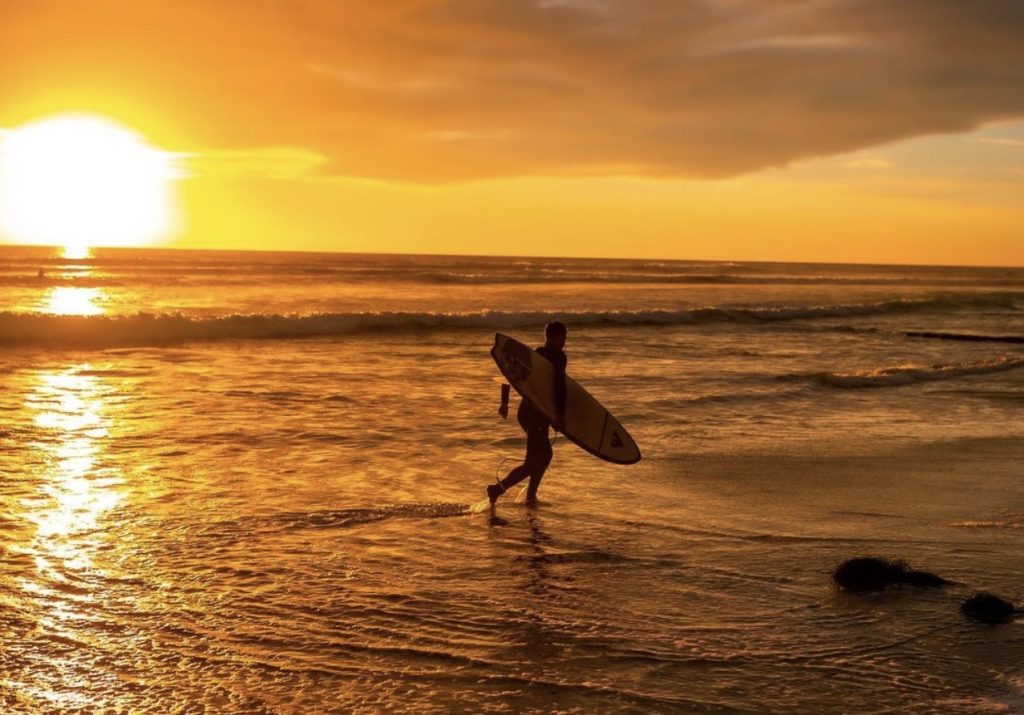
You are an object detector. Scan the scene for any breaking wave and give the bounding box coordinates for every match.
[5,261,1024,288]
[424,272,1024,286]
[5,271,1024,288]
[906,330,1024,344]
[813,357,1024,389]
[0,293,1019,346]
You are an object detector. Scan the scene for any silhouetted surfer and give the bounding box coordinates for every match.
[487,321,567,506]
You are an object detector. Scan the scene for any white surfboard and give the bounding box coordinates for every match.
[491,333,641,465]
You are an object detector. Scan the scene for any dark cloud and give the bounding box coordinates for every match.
[2,0,1022,180]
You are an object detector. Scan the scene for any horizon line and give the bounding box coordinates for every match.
[0,242,1021,272]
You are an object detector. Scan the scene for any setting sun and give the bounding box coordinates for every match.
[0,114,181,255]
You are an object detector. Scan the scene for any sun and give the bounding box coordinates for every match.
[0,113,182,255]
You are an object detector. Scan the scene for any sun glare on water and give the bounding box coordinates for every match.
[45,287,105,316]
[0,114,181,255]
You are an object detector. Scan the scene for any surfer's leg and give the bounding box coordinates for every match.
[489,440,532,501]
[524,429,553,503]
[488,417,533,504]
[489,461,530,505]
[498,463,532,491]
[489,417,549,505]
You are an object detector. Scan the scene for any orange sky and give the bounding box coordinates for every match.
[1,0,1023,265]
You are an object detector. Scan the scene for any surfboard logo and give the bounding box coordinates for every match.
[499,340,532,384]
[610,431,623,449]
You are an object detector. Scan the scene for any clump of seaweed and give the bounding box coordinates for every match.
[960,592,1018,624]
[832,557,950,593]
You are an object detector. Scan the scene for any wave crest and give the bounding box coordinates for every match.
[0,293,1018,346]
[906,330,1024,344]
[815,357,1024,388]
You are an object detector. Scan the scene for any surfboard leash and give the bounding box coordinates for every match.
[494,457,514,483]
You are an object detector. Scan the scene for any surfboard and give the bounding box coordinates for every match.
[491,333,641,465]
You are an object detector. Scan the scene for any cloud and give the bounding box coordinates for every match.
[977,137,1024,149]
[842,157,892,169]
[2,0,1023,181]
[184,148,330,180]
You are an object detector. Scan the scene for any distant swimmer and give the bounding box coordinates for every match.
[487,321,567,506]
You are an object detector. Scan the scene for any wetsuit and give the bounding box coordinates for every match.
[497,344,567,500]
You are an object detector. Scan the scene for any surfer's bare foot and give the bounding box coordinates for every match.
[486,484,503,506]
[524,494,539,507]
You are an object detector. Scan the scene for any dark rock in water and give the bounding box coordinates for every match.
[900,569,949,588]
[961,592,1017,624]
[833,557,901,592]
[832,557,949,592]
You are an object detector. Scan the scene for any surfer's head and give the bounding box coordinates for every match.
[545,321,567,350]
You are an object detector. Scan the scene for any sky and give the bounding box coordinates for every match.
[1,0,1023,265]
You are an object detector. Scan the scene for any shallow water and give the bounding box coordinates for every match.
[1,247,1023,712]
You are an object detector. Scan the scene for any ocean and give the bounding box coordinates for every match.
[1,245,1022,713]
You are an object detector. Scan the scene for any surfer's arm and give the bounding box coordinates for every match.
[498,383,510,419]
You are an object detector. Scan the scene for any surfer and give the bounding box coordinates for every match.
[487,321,567,506]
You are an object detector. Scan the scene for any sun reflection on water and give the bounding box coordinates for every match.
[62,243,92,260]
[32,246,106,315]
[43,286,105,316]
[23,367,121,583]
